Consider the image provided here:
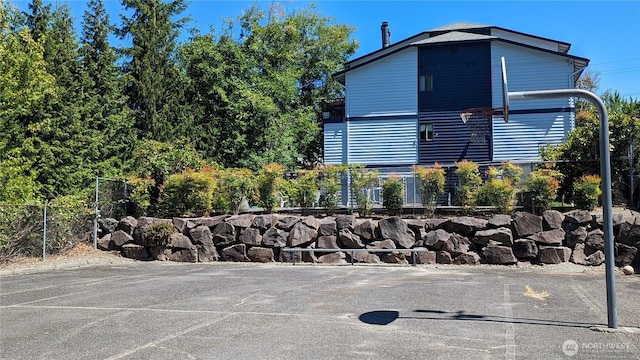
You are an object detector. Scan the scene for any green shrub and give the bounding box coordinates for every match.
[382,175,404,216]
[525,167,563,215]
[573,174,602,210]
[413,163,445,215]
[293,169,319,212]
[478,167,517,213]
[454,160,482,214]
[349,165,379,216]
[257,163,285,212]
[158,171,214,217]
[126,175,155,217]
[318,164,347,215]
[501,161,523,186]
[146,222,176,247]
[219,168,256,215]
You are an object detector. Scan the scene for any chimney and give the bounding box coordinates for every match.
[381,21,390,48]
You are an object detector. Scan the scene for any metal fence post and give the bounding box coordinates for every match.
[42,204,47,261]
[93,176,99,249]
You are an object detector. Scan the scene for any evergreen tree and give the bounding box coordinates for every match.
[118,0,191,142]
[79,0,135,175]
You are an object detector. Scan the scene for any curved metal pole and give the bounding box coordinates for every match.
[508,88,617,329]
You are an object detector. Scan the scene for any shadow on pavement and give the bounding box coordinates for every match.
[358,309,600,329]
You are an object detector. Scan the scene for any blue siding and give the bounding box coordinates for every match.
[348,118,418,165]
[419,111,491,164]
[491,42,575,160]
[323,122,347,164]
[418,42,492,112]
[346,48,417,118]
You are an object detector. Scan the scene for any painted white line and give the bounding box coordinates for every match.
[504,284,516,360]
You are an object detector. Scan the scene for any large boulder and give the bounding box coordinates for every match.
[98,217,119,235]
[172,218,189,234]
[565,226,588,248]
[415,250,437,265]
[512,239,538,260]
[317,252,347,264]
[453,252,481,265]
[542,210,564,230]
[482,246,517,265]
[166,248,198,263]
[279,249,302,263]
[111,230,134,249]
[189,225,213,246]
[221,244,250,262]
[335,215,356,231]
[617,220,640,247]
[193,215,228,230]
[239,228,263,246]
[443,217,488,236]
[350,252,382,264]
[251,215,277,232]
[425,218,449,230]
[487,214,512,229]
[538,246,571,264]
[168,233,195,249]
[117,216,138,235]
[585,229,604,252]
[368,239,396,250]
[276,216,299,231]
[354,220,377,242]
[247,247,274,263]
[317,236,340,249]
[97,234,112,251]
[262,228,287,248]
[564,210,593,225]
[424,229,451,251]
[338,229,365,249]
[405,219,427,232]
[615,243,637,267]
[226,214,255,230]
[571,243,605,266]
[528,229,565,246]
[378,217,415,249]
[513,212,542,238]
[212,222,236,246]
[197,243,219,262]
[318,217,337,236]
[121,243,149,260]
[288,221,318,247]
[473,228,513,247]
[435,251,453,264]
[442,233,471,257]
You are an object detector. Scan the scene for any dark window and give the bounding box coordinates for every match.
[419,75,433,92]
[420,123,434,141]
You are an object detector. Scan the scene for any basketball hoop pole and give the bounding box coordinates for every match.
[507,88,617,329]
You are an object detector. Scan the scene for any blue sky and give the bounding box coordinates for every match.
[13,0,640,98]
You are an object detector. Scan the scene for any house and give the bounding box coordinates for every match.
[323,22,589,205]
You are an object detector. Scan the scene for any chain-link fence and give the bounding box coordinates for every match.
[0,204,93,262]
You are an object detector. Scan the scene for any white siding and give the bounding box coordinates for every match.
[324,122,347,164]
[348,118,418,165]
[346,48,417,118]
[491,29,560,52]
[491,42,575,161]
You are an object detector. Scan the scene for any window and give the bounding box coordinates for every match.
[420,123,434,141]
[419,75,433,92]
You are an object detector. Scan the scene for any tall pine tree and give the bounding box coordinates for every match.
[118,0,191,142]
[79,0,135,175]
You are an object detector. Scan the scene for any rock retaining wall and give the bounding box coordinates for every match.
[97,210,640,270]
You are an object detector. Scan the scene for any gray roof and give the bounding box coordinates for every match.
[427,22,490,32]
[411,31,496,45]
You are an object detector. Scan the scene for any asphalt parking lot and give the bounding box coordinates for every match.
[1,262,639,359]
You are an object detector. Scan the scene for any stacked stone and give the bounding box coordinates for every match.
[96,210,639,270]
